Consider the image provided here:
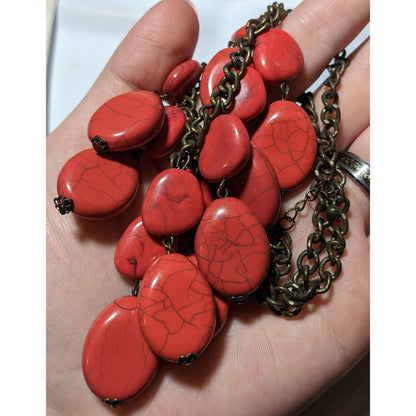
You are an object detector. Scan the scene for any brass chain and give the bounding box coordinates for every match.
[256,52,351,316]
[170,2,290,172]
[169,2,351,317]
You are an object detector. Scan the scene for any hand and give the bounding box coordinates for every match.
[46,0,369,414]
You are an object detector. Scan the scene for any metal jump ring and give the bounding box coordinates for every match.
[337,151,370,195]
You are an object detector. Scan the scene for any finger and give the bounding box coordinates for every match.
[48,0,199,137]
[279,0,370,99]
[314,37,370,152]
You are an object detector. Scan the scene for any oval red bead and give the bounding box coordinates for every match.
[114,216,171,279]
[195,197,270,297]
[56,148,139,219]
[201,53,266,123]
[228,146,281,228]
[251,100,317,190]
[88,90,165,151]
[199,114,251,181]
[252,29,303,85]
[82,296,158,402]
[144,106,186,159]
[138,253,216,362]
[142,168,205,236]
[162,59,203,105]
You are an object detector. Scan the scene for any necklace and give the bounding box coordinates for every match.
[53,2,350,407]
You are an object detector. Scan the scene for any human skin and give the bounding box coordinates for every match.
[46,0,370,415]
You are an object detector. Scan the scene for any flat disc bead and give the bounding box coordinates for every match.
[195,197,270,297]
[142,168,204,236]
[114,216,175,279]
[200,48,266,123]
[138,253,216,362]
[252,29,304,85]
[251,100,317,190]
[228,146,281,228]
[82,296,158,403]
[88,90,165,151]
[144,106,186,159]
[162,59,202,105]
[56,148,139,219]
[199,114,251,181]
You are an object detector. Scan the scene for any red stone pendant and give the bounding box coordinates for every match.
[114,216,172,279]
[142,168,205,236]
[251,100,317,190]
[195,197,270,297]
[144,106,186,159]
[88,90,165,151]
[252,29,303,85]
[228,146,281,228]
[56,148,139,219]
[138,253,216,363]
[82,296,158,404]
[199,114,251,181]
[200,48,266,122]
[162,59,203,105]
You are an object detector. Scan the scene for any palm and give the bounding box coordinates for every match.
[46,0,370,415]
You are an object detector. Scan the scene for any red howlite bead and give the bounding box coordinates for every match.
[82,296,158,402]
[162,59,203,105]
[88,90,165,151]
[251,100,317,190]
[199,114,251,181]
[144,106,186,159]
[138,254,216,362]
[201,60,266,123]
[195,197,270,297]
[253,29,303,85]
[57,149,139,219]
[228,146,281,228]
[142,168,205,236]
[114,216,172,279]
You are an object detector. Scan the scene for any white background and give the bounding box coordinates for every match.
[47,0,369,134]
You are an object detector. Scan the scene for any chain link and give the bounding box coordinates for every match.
[170,2,290,172]
[169,3,351,317]
[256,52,351,317]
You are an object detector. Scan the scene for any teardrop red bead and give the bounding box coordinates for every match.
[195,197,270,297]
[251,100,317,190]
[56,149,139,219]
[138,253,216,362]
[82,296,158,402]
[88,90,165,151]
[114,216,172,279]
[252,29,303,85]
[199,114,251,181]
[142,168,205,236]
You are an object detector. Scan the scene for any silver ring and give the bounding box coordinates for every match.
[337,151,370,195]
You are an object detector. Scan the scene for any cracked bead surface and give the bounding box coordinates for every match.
[251,100,317,190]
[142,168,205,236]
[252,28,303,85]
[138,254,216,362]
[228,146,281,228]
[56,148,139,219]
[88,90,165,151]
[195,197,270,297]
[162,59,202,105]
[200,48,266,122]
[82,296,158,402]
[199,114,251,181]
[114,216,171,279]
